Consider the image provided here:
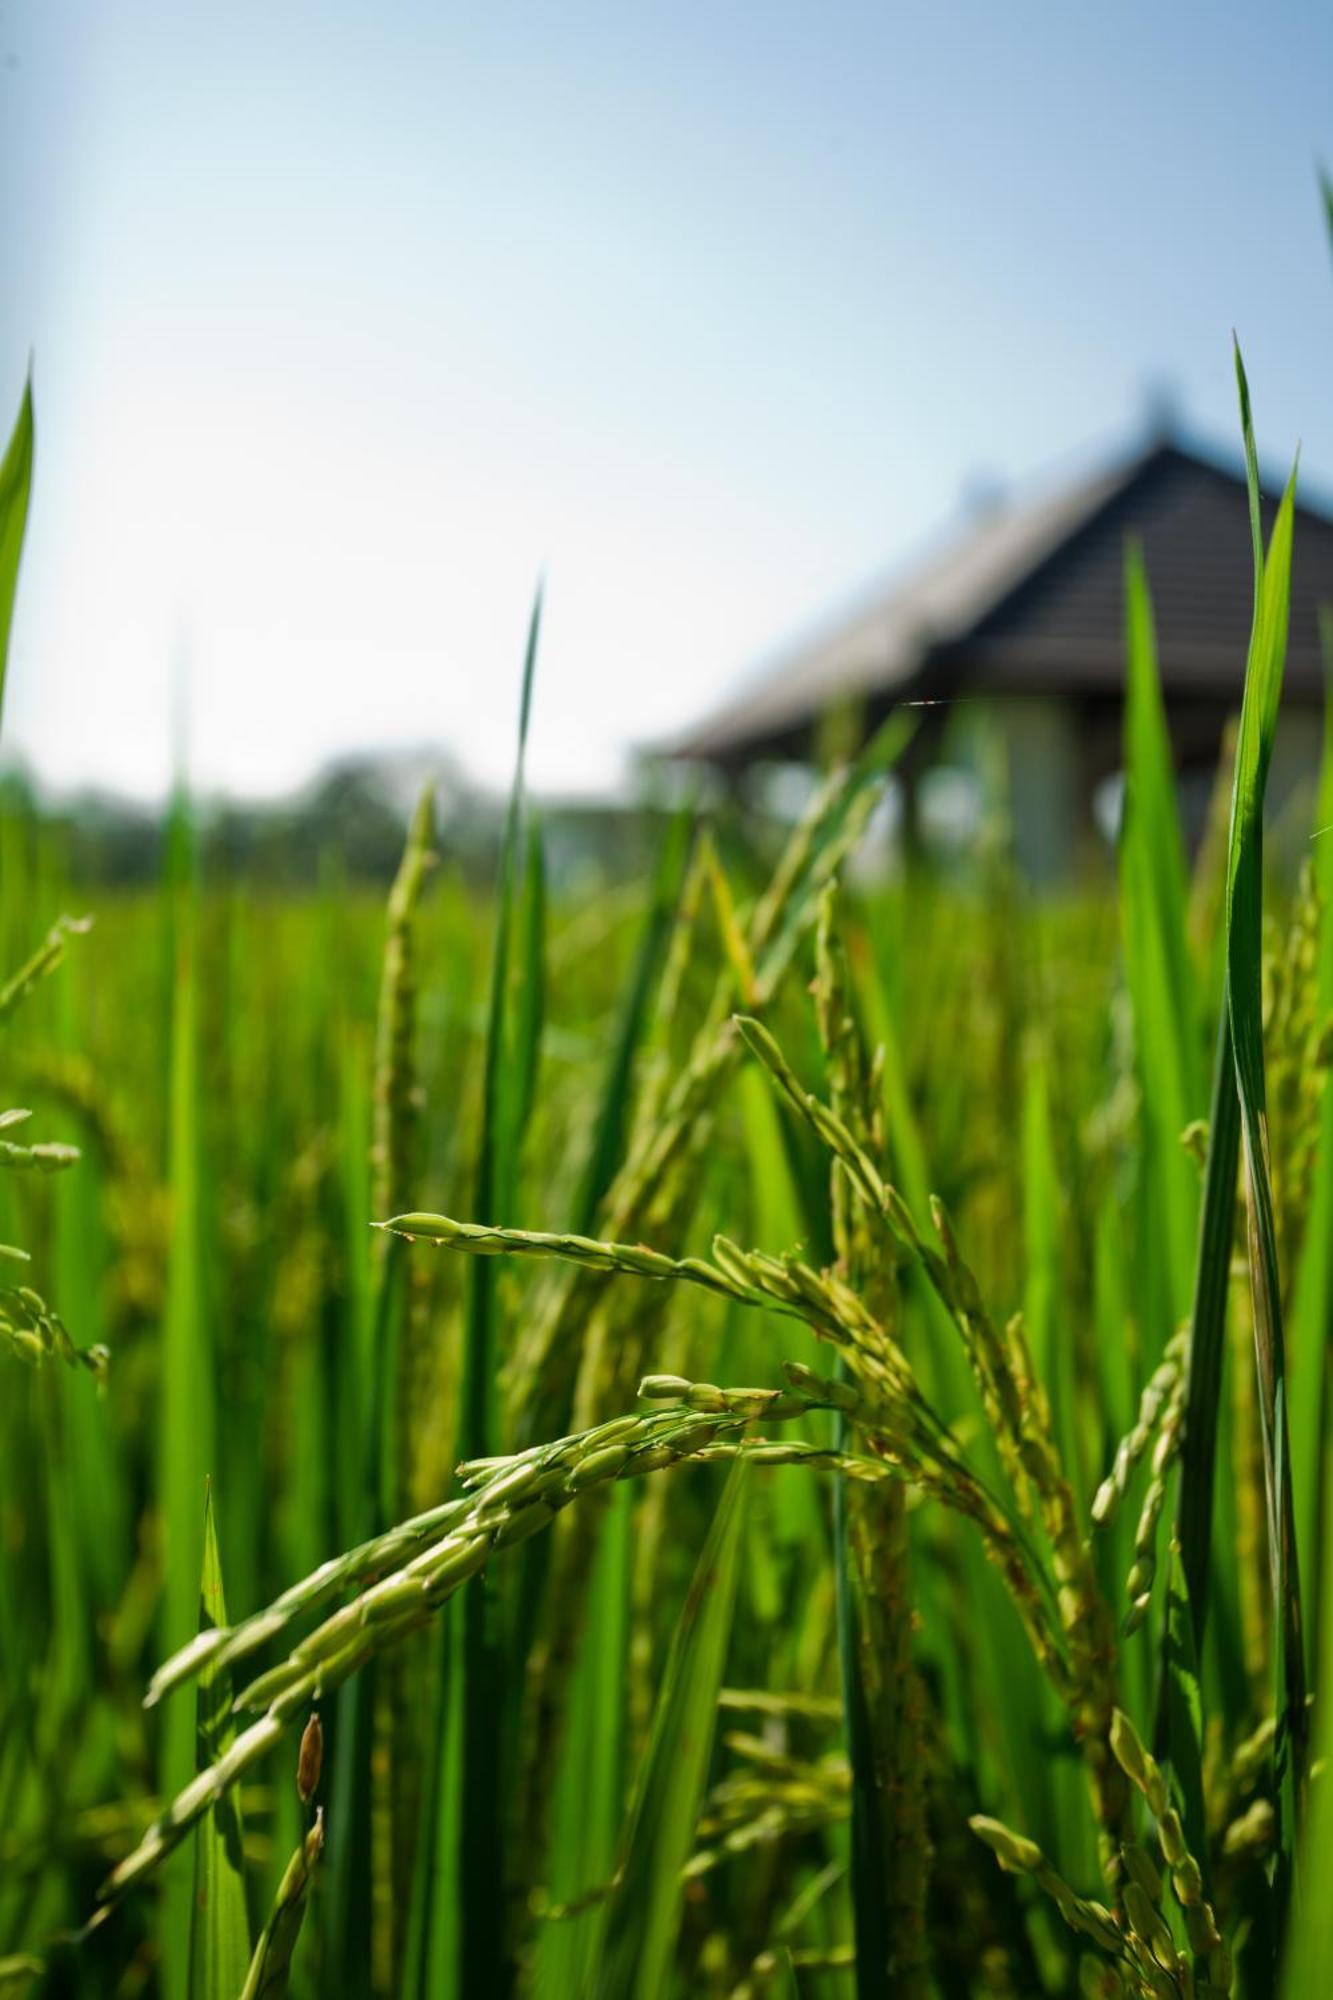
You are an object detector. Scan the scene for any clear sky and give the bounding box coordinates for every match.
[2,0,1332,802]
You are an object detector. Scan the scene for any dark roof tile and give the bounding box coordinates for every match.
[669,441,1333,764]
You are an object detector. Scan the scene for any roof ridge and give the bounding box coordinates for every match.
[663,436,1155,758]
[661,433,1333,764]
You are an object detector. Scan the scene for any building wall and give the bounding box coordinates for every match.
[979,696,1083,884]
[965,694,1326,881]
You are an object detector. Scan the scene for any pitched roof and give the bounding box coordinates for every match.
[669,438,1333,766]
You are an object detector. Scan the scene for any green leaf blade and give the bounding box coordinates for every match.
[1119,542,1203,1346]
[0,376,34,726]
[1222,346,1306,1895]
[189,1483,252,1999]
[591,1461,749,2000]
[411,586,544,2000]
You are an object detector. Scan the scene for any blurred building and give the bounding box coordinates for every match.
[668,435,1333,877]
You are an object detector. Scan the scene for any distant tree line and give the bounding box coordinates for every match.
[0,752,679,891]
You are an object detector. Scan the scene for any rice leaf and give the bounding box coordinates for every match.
[1172,1001,1240,1640]
[0,376,33,725]
[327,790,435,1993]
[522,815,697,1986]
[502,811,546,1198]
[529,1483,632,1997]
[158,784,212,2000]
[464,581,542,1460]
[1119,544,1204,1355]
[590,1461,749,2000]
[373,785,436,1982]
[188,1482,251,1998]
[1283,1453,1333,1992]
[1224,341,1306,1870]
[1287,609,1333,1672]
[413,587,543,2000]
[1163,388,1253,1720]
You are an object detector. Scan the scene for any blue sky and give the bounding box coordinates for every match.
[2,0,1332,800]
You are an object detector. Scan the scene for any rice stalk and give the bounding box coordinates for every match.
[239,1813,324,2000]
[813,880,928,1996]
[470,724,916,1907]
[732,1010,1127,1856]
[367,780,434,1995]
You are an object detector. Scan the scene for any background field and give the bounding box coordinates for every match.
[0,587,1329,1997]
[2,188,1333,1988]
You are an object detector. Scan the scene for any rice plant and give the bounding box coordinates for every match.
[3,306,1333,2000]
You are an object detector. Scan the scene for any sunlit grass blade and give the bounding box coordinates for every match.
[365,782,434,1988]
[158,782,212,2000]
[373,781,435,1524]
[464,581,542,1459]
[589,1462,749,2000]
[521,821,695,1979]
[1283,1457,1333,1993]
[189,1482,251,1998]
[1225,342,1306,1882]
[1161,383,1254,1731]
[0,376,33,723]
[1287,609,1333,1674]
[1119,542,1203,1348]
[501,811,546,1202]
[335,1020,375,1550]
[413,587,543,2000]
[324,1021,378,1992]
[530,1483,632,1996]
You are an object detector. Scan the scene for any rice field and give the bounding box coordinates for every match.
[3,340,1333,2000]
